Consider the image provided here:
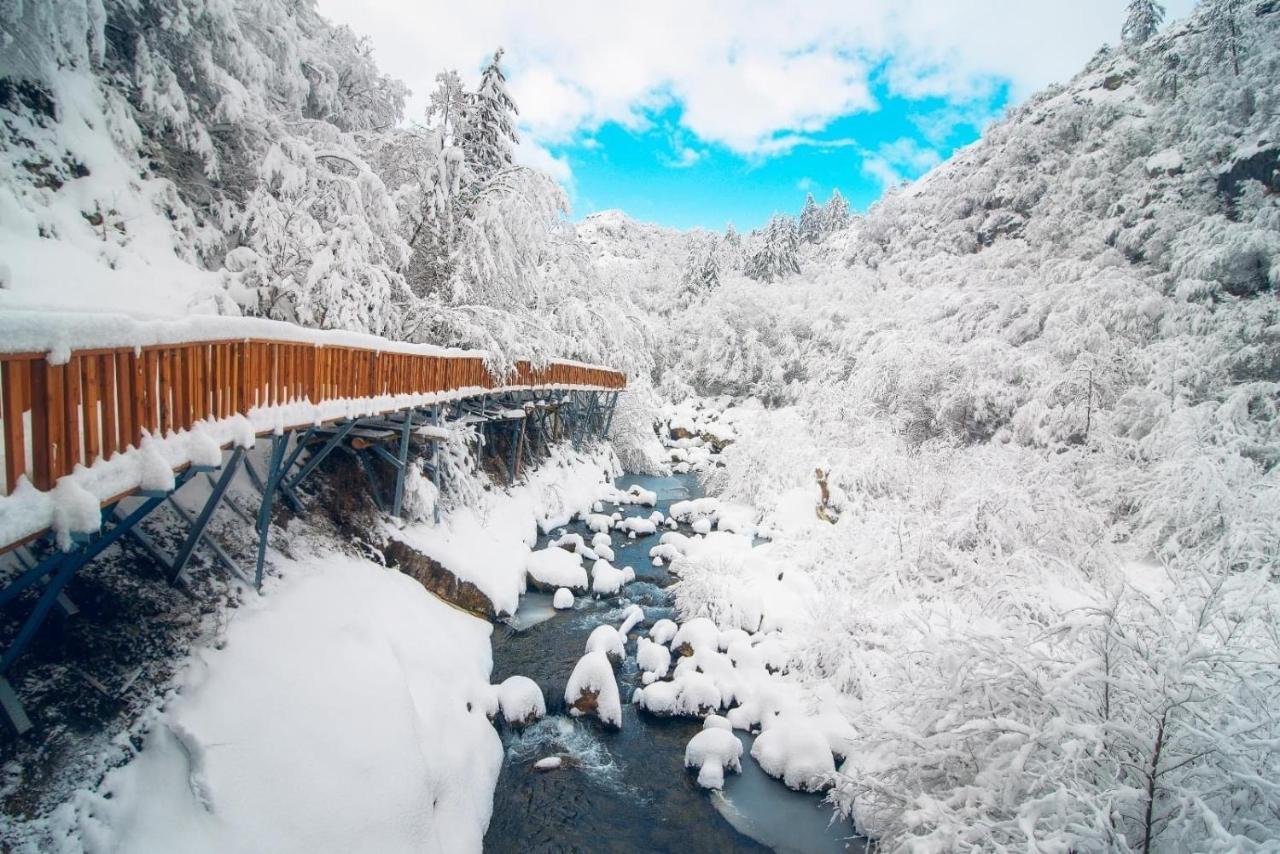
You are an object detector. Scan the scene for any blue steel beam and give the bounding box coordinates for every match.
[253,433,289,589]
[168,447,245,586]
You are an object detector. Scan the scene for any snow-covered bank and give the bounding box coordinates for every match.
[5,444,623,852]
[45,554,502,853]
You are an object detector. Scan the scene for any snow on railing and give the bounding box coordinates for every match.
[0,312,625,550]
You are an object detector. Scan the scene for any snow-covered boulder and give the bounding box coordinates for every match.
[618,604,645,636]
[496,676,546,727]
[585,624,626,664]
[553,588,575,609]
[1145,147,1184,177]
[527,548,588,591]
[591,559,628,596]
[750,720,835,792]
[649,619,679,646]
[669,497,720,523]
[633,671,721,717]
[565,650,622,729]
[684,728,744,790]
[636,637,671,679]
[692,518,712,535]
[672,617,720,656]
[616,516,657,536]
[586,514,613,534]
[703,714,733,731]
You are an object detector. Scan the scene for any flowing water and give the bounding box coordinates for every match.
[483,473,866,854]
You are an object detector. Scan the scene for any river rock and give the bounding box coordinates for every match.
[383,539,497,619]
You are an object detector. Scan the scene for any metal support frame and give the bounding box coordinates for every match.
[282,420,357,496]
[168,447,246,587]
[254,433,290,589]
[0,472,192,734]
[431,404,443,524]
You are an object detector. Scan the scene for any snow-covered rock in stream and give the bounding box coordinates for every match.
[703,714,733,731]
[684,728,743,790]
[648,619,679,646]
[751,719,836,792]
[565,650,622,729]
[590,559,628,596]
[497,676,546,727]
[692,518,712,535]
[669,497,720,523]
[527,547,589,592]
[590,532,616,562]
[633,671,721,717]
[585,625,626,664]
[618,604,645,636]
[672,617,720,656]
[552,588,575,610]
[636,637,671,680]
[586,513,613,534]
[615,516,657,536]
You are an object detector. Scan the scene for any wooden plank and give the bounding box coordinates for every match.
[30,361,51,490]
[62,356,81,476]
[2,360,26,493]
[100,353,118,457]
[157,348,171,435]
[117,352,135,448]
[82,354,100,464]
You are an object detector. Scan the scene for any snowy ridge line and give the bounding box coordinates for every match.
[0,310,610,371]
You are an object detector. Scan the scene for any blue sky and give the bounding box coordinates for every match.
[557,81,1010,231]
[317,0,1195,232]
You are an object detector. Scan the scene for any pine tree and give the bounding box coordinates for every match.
[798,193,822,243]
[1209,0,1244,76]
[1122,0,1165,47]
[465,48,520,178]
[821,189,851,236]
[745,215,801,283]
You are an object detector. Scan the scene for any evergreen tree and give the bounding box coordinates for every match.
[821,189,851,236]
[1209,0,1244,76]
[745,215,801,283]
[1122,0,1165,46]
[798,193,822,243]
[465,48,520,178]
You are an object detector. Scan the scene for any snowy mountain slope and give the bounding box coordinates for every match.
[587,2,1280,850]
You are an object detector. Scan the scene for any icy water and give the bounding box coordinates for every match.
[483,473,865,854]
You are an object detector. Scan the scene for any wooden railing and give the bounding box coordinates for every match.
[0,339,624,496]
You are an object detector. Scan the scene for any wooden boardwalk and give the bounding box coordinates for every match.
[0,324,625,732]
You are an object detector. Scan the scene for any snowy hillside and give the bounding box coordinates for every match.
[590,2,1280,850]
[0,0,653,376]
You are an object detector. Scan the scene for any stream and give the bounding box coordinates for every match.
[483,473,865,854]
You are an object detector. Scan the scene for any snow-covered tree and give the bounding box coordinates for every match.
[1209,0,1245,76]
[821,189,851,236]
[464,48,519,179]
[745,215,801,283]
[1122,0,1165,46]
[797,193,822,243]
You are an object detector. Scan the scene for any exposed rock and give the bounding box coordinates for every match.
[383,539,497,619]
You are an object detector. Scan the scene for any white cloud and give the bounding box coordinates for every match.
[860,138,942,188]
[317,0,1198,159]
[513,138,573,185]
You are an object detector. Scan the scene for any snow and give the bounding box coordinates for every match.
[589,559,628,596]
[533,757,562,771]
[51,555,502,853]
[565,650,622,729]
[648,619,679,646]
[671,617,721,654]
[633,671,721,717]
[497,675,546,727]
[750,720,835,793]
[1144,147,1184,176]
[618,604,645,636]
[614,516,657,536]
[636,637,671,679]
[527,547,589,592]
[684,727,744,790]
[553,588,575,609]
[584,624,626,663]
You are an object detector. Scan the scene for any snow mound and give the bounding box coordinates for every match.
[584,624,626,663]
[618,604,645,636]
[565,650,622,729]
[636,637,672,679]
[633,671,721,717]
[590,559,628,596]
[750,720,835,792]
[553,588,575,609]
[684,728,743,790]
[649,619,679,646]
[497,676,546,727]
[527,547,588,591]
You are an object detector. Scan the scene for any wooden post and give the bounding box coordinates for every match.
[82,355,100,465]
[2,360,26,494]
